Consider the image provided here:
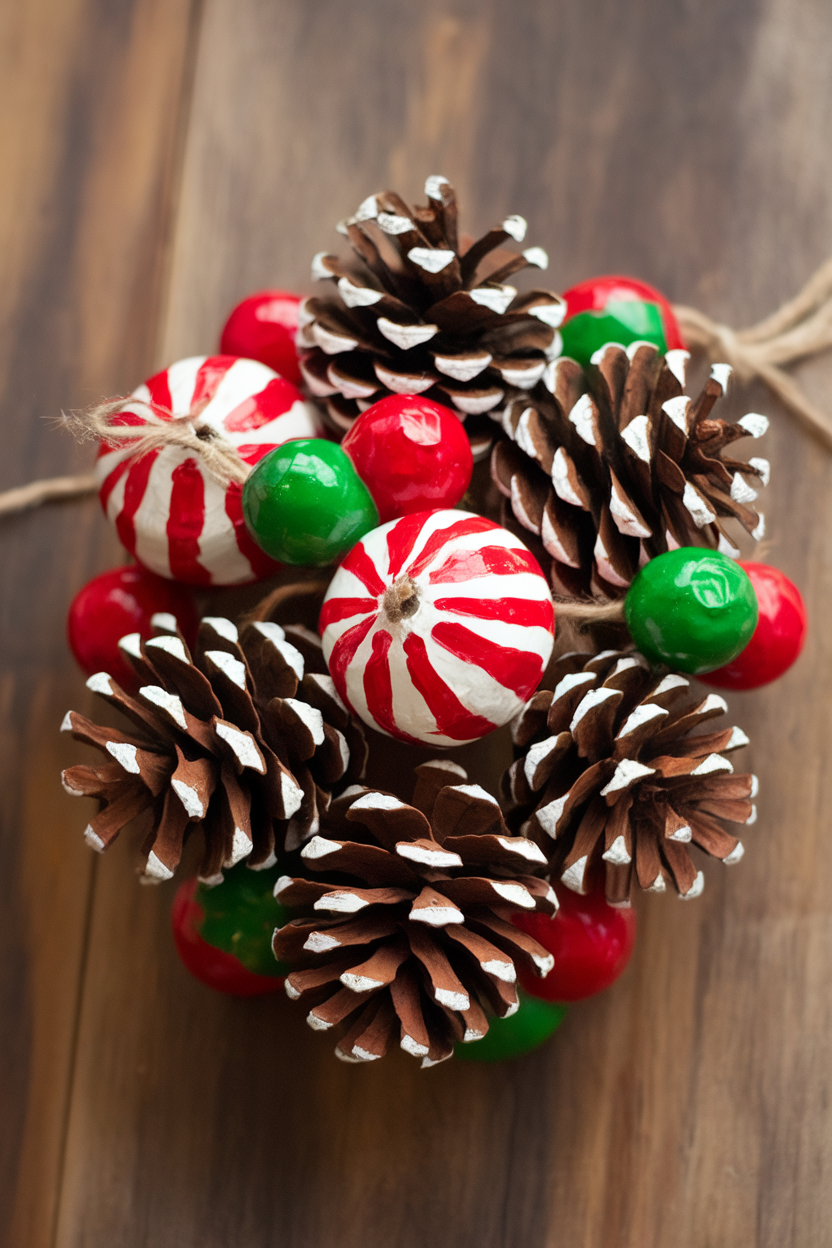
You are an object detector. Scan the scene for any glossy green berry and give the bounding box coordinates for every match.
[454,993,567,1063]
[242,438,379,566]
[197,859,290,978]
[624,547,758,674]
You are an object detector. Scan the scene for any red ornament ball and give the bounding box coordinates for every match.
[171,878,284,997]
[700,562,807,690]
[513,877,636,1002]
[320,509,555,746]
[67,565,198,689]
[220,290,303,384]
[341,394,473,523]
[96,355,323,586]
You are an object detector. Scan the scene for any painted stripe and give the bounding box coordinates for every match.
[386,513,432,579]
[145,367,173,413]
[343,542,386,597]
[422,630,524,728]
[104,468,127,531]
[431,621,544,698]
[403,633,496,740]
[98,455,131,513]
[319,597,379,632]
[197,474,254,585]
[192,355,236,409]
[167,357,204,414]
[433,596,554,630]
[116,450,159,556]
[95,408,149,489]
[406,514,497,580]
[428,544,542,585]
[200,357,278,432]
[329,615,376,705]
[225,483,278,580]
[223,376,301,432]
[362,629,405,739]
[167,458,210,584]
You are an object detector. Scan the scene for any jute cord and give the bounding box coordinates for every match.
[5,255,832,522]
[674,255,832,450]
[61,398,251,489]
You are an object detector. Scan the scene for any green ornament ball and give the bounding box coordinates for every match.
[454,992,567,1063]
[624,547,759,675]
[242,438,379,566]
[197,859,290,978]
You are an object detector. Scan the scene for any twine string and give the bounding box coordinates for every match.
[61,398,251,489]
[552,597,627,629]
[247,579,331,624]
[0,396,252,521]
[674,258,832,450]
[0,471,98,516]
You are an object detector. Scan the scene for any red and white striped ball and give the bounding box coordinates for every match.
[95,355,324,585]
[320,509,555,746]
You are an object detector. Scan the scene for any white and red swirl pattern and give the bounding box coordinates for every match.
[95,355,323,585]
[320,509,555,746]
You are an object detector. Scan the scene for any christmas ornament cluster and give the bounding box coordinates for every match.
[62,177,806,1066]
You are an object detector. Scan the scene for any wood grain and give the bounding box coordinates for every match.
[6,0,832,1243]
[0,2,198,1245]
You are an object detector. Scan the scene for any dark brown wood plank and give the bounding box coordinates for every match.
[54,0,832,1245]
[0,2,198,1244]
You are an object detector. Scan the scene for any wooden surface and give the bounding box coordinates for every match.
[3,1,832,1244]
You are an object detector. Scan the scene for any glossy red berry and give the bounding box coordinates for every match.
[700,562,807,690]
[171,878,285,997]
[341,394,473,523]
[513,877,636,1002]
[67,565,198,690]
[220,290,303,385]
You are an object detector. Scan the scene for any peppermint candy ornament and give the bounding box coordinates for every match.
[96,355,323,585]
[320,509,555,745]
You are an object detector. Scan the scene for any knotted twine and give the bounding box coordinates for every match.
[674,253,832,451]
[4,255,832,528]
[61,396,251,489]
[0,394,251,519]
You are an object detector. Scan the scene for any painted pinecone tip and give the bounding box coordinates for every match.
[492,342,770,599]
[502,648,757,905]
[60,609,367,885]
[273,760,557,1067]
[297,175,565,457]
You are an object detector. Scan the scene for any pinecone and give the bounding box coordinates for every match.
[61,610,367,884]
[272,760,557,1066]
[492,343,770,598]
[297,175,565,455]
[501,649,757,904]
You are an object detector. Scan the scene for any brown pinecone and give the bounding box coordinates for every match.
[272,760,557,1066]
[61,610,367,884]
[297,175,565,454]
[501,649,757,904]
[492,343,770,598]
